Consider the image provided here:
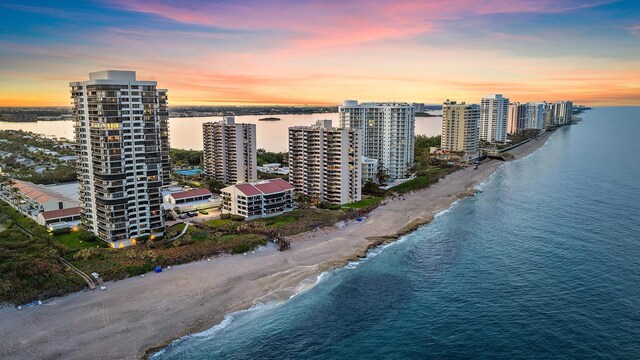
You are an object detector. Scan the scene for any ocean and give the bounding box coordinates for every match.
[153,107,640,359]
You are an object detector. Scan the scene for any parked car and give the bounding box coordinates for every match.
[178,214,188,219]
[199,210,209,215]
[187,212,197,217]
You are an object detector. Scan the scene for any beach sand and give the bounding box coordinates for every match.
[0,132,552,360]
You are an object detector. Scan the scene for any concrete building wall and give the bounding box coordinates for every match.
[288,120,362,205]
[203,116,257,184]
[441,100,480,158]
[480,94,509,143]
[338,101,415,180]
[70,70,169,246]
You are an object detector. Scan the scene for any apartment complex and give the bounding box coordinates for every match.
[338,100,415,180]
[361,156,379,184]
[220,178,294,219]
[203,116,257,184]
[289,120,362,205]
[545,100,573,126]
[480,94,509,143]
[70,70,170,246]
[440,100,480,159]
[518,102,546,130]
[508,102,520,134]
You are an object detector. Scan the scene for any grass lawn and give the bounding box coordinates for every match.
[342,196,383,209]
[53,232,101,251]
[204,218,233,227]
[260,212,299,228]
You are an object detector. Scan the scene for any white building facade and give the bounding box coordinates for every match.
[203,116,257,184]
[519,102,546,130]
[440,100,480,159]
[339,100,415,180]
[220,178,294,219]
[70,70,170,246]
[289,120,362,205]
[480,94,509,143]
[508,102,520,134]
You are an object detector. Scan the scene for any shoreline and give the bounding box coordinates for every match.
[0,131,554,360]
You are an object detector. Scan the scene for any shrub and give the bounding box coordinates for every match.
[73,247,100,260]
[78,232,97,243]
[231,243,251,254]
[52,228,71,236]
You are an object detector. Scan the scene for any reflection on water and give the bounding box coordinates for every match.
[0,113,442,152]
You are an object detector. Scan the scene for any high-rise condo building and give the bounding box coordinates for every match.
[203,116,257,184]
[544,101,573,127]
[519,102,546,130]
[480,94,509,143]
[508,102,521,133]
[441,100,480,159]
[338,100,415,180]
[70,70,170,247]
[288,120,362,205]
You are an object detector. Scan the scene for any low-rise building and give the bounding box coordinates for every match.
[221,178,294,219]
[37,207,81,227]
[361,156,379,184]
[165,188,213,205]
[0,180,79,227]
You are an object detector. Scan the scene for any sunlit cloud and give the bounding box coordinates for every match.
[0,0,637,106]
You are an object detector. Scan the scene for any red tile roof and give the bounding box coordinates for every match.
[41,207,81,220]
[235,178,294,196]
[170,188,212,200]
[236,183,262,196]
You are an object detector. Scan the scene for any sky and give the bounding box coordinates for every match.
[0,0,639,106]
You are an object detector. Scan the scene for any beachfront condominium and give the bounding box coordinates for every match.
[480,94,509,143]
[441,100,480,159]
[220,178,294,219]
[70,70,170,247]
[519,102,546,130]
[508,102,520,133]
[338,100,415,180]
[545,101,573,127]
[289,120,362,205]
[203,116,257,184]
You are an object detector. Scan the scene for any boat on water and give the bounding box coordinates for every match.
[258,117,281,121]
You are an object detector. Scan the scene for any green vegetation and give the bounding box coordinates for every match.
[204,218,232,227]
[393,167,458,194]
[413,135,442,171]
[0,130,77,184]
[342,196,383,209]
[53,231,102,251]
[170,149,202,167]
[507,129,541,145]
[257,148,288,166]
[0,202,85,305]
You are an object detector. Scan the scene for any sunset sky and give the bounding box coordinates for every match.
[0,0,639,106]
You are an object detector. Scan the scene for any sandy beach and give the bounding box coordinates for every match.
[0,131,552,360]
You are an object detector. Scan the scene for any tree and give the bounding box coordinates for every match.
[207,178,226,193]
[376,168,391,186]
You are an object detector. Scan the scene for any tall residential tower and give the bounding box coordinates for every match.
[441,100,480,159]
[70,70,170,247]
[203,116,257,184]
[289,120,362,205]
[339,100,415,180]
[480,94,509,143]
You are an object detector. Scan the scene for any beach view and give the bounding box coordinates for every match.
[1,1,639,359]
